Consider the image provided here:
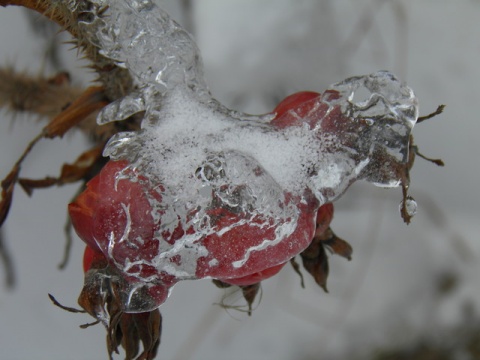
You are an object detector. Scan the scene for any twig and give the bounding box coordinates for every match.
[417,104,445,123]
[0,228,15,288]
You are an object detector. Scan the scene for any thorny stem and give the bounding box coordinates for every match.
[0,0,133,100]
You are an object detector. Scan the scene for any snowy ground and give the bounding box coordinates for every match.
[0,1,479,359]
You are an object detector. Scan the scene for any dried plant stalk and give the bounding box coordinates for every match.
[0,0,133,100]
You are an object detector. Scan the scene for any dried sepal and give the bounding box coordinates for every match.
[240,283,261,316]
[320,228,352,260]
[299,222,352,291]
[289,257,305,288]
[212,279,232,289]
[78,255,162,360]
[300,237,330,292]
[212,279,261,315]
[107,309,162,360]
[48,293,86,314]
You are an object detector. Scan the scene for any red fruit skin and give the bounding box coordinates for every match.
[69,161,163,281]
[70,161,318,283]
[272,91,320,122]
[270,90,344,132]
[196,191,318,282]
[82,245,106,273]
[69,90,341,303]
[218,202,334,286]
[221,262,286,286]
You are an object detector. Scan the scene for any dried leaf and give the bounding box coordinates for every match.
[43,86,108,138]
[0,164,19,228]
[77,260,162,360]
[58,145,105,183]
[18,177,58,196]
[18,145,105,195]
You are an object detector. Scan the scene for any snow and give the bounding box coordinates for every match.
[0,1,479,359]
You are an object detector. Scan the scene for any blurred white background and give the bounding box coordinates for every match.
[0,1,479,359]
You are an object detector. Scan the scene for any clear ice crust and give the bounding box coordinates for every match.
[70,0,419,312]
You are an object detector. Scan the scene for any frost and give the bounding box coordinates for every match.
[76,0,420,311]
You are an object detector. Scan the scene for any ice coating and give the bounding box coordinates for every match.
[69,0,420,312]
[400,196,418,217]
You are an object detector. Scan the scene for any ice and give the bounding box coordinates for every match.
[72,0,420,311]
[400,196,418,218]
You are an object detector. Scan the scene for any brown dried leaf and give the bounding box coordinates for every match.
[59,145,105,183]
[18,145,105,196]
[0,164,19,228]
[43,86,108,138]
[18,177,58,196]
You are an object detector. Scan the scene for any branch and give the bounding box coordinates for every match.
[0,0,133,101]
